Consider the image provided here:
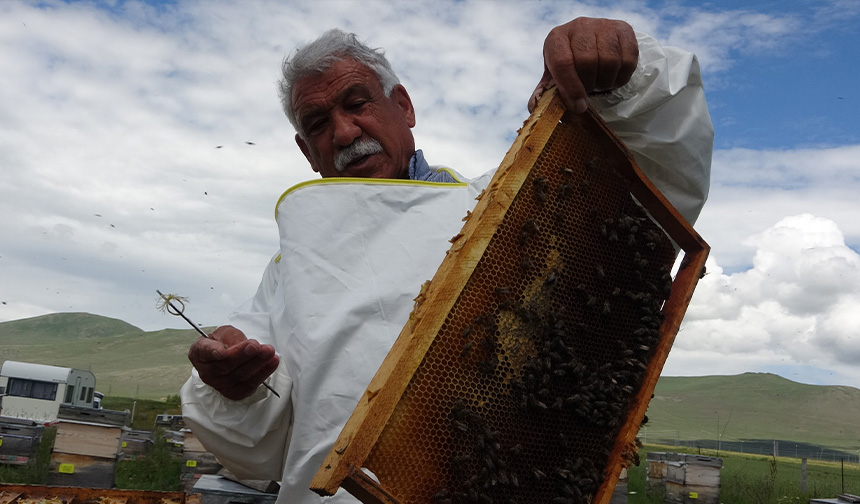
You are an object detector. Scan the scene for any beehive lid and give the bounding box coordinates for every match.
[311,87,709,504]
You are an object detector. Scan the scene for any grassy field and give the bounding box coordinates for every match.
[101,395,183,430]
[628,444,860,504]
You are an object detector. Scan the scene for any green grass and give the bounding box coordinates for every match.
[114,431,182,491]
[101,395,183,430]
[628,444,860,504]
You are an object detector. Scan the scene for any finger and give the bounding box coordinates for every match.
[203,352,280,401]
[614,29,639,89]
[593,31,623,92]
[208,325,248,346]
[543,24,589,114]
[222,342,278,383]
[528,67,554,113]
[188,336,225,367]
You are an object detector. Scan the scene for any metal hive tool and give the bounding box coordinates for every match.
[310,88,709,504]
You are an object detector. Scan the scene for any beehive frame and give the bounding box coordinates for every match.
[310,88,709,504]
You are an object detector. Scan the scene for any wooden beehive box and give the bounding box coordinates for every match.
[310,88,709,504]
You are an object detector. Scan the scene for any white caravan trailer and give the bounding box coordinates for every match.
[0,361,96,422]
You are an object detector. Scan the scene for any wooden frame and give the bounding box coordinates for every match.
[311,88,709,504]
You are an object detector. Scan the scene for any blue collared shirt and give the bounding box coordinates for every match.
[408,149,457,183]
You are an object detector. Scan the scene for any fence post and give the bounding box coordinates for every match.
[801,458,807,493]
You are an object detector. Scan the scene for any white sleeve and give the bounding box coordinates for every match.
[590,31,713,226]
[180,254,294,481]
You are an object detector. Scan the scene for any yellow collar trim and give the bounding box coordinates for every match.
[273,170,467,220]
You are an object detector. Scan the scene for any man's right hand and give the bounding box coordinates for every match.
[187,325,280,401]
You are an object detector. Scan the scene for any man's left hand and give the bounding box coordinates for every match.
[529,17,638,114]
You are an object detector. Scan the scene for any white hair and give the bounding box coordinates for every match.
[278,29,401,137]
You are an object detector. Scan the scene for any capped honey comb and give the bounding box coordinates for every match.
[310,88,709,504]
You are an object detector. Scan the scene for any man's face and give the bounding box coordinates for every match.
[292,58,416,179]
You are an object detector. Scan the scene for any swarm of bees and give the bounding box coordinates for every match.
[364,130,678,504]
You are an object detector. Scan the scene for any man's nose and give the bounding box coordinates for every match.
[332,112,361,147]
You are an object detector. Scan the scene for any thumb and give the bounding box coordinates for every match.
[528,66,554,113]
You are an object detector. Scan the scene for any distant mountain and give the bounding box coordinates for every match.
[1,312,142,341]
[0,312,203,400]
[2,313,859,452]
[644,372,860,451]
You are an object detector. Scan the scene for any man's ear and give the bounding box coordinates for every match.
[392,84,416,128]
[295,133,319,173]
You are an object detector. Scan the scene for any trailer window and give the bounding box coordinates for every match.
[7,378,58,401]
[65,385,75,403]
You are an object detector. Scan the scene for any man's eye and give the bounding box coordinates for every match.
[306,118,327,134]
[346,100,367,111]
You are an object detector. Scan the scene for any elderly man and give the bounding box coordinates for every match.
[181,17,712,504]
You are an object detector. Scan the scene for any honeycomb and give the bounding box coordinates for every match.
[311,89,709,504]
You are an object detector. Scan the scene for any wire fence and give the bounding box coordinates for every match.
[641,430,860,464]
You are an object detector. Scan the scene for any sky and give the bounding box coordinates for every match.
[1,0,859,389]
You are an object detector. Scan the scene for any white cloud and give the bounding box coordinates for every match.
[667,214,860,386]
[694,145,860,273]
[657,9,799,75]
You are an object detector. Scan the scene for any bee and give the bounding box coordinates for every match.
[544,270,559,288]
[479,358,498,374]
[481,335,495,352]
[432,489,451,502]
[578,180,590,196]
[533,177,549,203]
[461,324,474,339]
[460,341,474,358]
[557,183,573,201]
[527,394,547,410]
[519,218,541,245]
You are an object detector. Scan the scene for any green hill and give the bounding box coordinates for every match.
[2,313,859,453]
[644,373,860,451]
[0,312,203,400]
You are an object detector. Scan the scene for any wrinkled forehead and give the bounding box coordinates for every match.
[292,57,382,111]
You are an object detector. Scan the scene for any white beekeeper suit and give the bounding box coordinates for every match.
[180,32,713,504]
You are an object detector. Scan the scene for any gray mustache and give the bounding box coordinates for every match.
[335,138,383,172]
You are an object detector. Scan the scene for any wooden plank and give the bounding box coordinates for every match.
[0,491,22,504]
[182,430,207,453]
[48,452,116,489]
[683,464,721,486]
[0,484,185,504]
[53,422,121,459]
